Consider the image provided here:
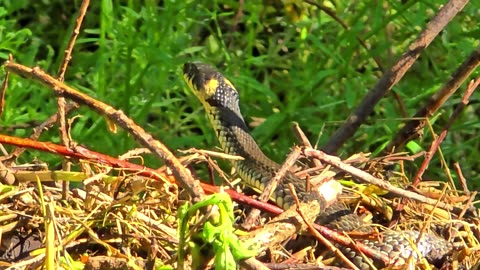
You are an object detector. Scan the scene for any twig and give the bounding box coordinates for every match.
[412,130,447,187]
[262,262,347,269]
[0,55,11,117]
[55,0,90,201]
[457,191,477,221]
[303,148,471,217]
[290,184,359,270]
[453,162,469,195]
[57,95,70,200]
[57,0,90,81]
[242,147,301,229]
[323,0,469,154]
[3,62,205,205]
[241,181,340,253]
[0,134,284,216]
[239,257,270,270]
[413,77,479,186]
[291,122,322,168]
[387,46,480,152]
[1,103,79,164]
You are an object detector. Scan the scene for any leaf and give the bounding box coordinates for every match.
[406,141,423,154]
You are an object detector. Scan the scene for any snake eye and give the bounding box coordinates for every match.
[183,62,222,99]
[183,63,202,89]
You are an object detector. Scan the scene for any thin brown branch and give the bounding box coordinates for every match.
[239,257,270,270]
[241,181,339,253]
[291,184,359,270]
[242,147,301,229]
[412,77,479,186]
[323,0,469,154]
[412,130,447,186]
[387,46,480,152]
[57,0,90,81]
[0,134,286,216]
[456,191,477,221]
[1,103,79,165]
[4,62,205,204]
[0,55,11,118]
[443,77,479,130]
[291,122,322,168]
[56,0,90,200]
[453,162,469,194]
[391,90,408,118]
[303,148,471,217]
[57,96,70,200]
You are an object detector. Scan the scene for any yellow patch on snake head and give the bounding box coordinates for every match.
[183,62,223,101]
[204,78,219,98]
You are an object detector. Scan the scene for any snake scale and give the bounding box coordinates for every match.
[183,62,454,269]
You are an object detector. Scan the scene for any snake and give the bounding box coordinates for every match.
[183,62,454,269]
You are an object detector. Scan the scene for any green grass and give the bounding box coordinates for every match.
[1,0,479,188]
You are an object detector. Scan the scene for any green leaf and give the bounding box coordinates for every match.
[406,141,423,154]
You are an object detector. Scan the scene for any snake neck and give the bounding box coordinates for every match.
[205,101,279,170]
[205,100,311,208]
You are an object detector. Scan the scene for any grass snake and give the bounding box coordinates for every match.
[183,62,454,269]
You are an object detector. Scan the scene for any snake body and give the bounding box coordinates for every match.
[183,62,453,269]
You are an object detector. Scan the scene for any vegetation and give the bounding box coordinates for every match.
[0,0,479,269]
[1,0,479,186]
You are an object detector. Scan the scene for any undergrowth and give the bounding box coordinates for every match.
[1,1,479,187]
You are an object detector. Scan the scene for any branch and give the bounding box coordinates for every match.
[387,45,480,152]
[3,62,205,204]
[322,0,469,154]
[303,148,472,218]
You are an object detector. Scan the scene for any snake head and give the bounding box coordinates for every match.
[183,62,239,109]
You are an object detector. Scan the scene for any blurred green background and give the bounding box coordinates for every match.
[0,0,479,188]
